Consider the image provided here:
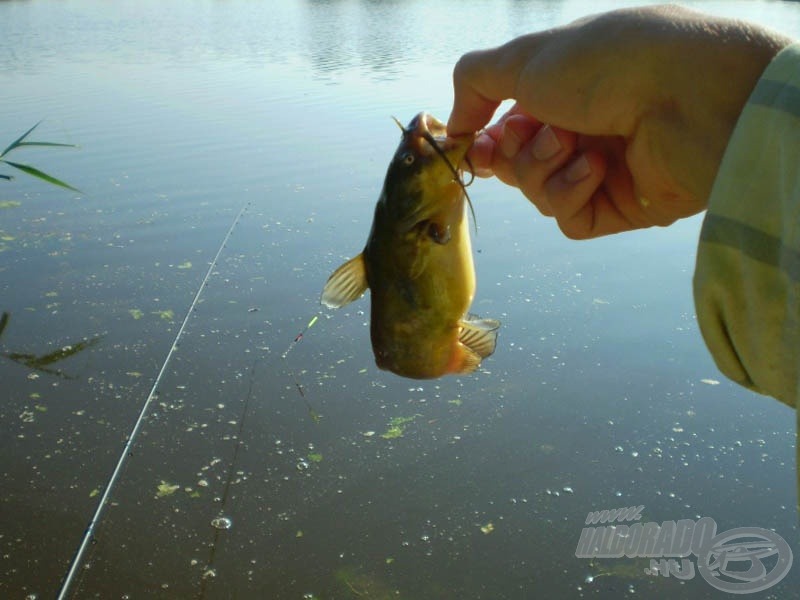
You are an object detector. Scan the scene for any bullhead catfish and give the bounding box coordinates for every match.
[321,112,500,379]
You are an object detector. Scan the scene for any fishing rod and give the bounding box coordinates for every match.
[58,200,323,598]
[56,201,251,600]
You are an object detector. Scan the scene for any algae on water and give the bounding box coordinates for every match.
[380,414,421,439]
[156,481,180,498]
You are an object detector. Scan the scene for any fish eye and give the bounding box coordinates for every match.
[400,152,414,166]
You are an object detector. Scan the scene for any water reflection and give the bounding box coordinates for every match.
[303,0,415,80]
[0,311,102,379]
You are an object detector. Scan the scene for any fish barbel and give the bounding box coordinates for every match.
[321,112,500,379]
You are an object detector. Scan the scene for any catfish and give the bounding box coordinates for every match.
[321,112,499,379]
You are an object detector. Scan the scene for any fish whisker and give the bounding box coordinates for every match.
[463,156,475,187]
[391,116,407,134]
[420,130,477,234]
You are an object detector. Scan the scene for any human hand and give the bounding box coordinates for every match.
[449,5,790,238]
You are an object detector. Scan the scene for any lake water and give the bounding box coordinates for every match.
[1,1,798,598]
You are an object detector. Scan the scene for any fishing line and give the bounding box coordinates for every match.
[57,201,251,600]
[197,312,322,598]
[282,314,322,421]
[199,353,258,598]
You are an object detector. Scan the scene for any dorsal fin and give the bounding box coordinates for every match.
[320,254,368,308]
[458,317,500,359]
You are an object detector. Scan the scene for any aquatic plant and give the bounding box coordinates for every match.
[0,126,86,376]
[1,121,79,191]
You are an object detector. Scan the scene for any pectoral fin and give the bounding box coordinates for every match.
[321,254,368,308]
[454,347,482,374]
[458,316,500,359]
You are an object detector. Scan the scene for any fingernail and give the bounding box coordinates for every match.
[565,155,591,182]
[532,125,561,160]
[499,123,521,159]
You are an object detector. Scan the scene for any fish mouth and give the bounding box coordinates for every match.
[407,112,473,164]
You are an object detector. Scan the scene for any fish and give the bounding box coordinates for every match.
[321,112,500,379]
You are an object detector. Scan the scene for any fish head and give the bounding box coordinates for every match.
[381,112,474,231]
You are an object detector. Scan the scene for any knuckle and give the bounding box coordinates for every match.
[558,220,592,240]
[524,191,553,217]
[453,50,481,81]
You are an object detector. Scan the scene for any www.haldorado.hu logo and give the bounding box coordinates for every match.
[575,506,793,594]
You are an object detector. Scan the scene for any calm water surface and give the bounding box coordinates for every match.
[1,1,798,598]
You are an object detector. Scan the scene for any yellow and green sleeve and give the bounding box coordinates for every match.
[694,43,800,411]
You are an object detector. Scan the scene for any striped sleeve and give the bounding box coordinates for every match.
[693,43,800,409]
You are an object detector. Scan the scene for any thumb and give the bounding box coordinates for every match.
[448,34,552,136]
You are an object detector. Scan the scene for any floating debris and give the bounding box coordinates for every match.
[480,522,495,534]
[156,481,180,498]
[152,309,174,322]
[380,415,420,439]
